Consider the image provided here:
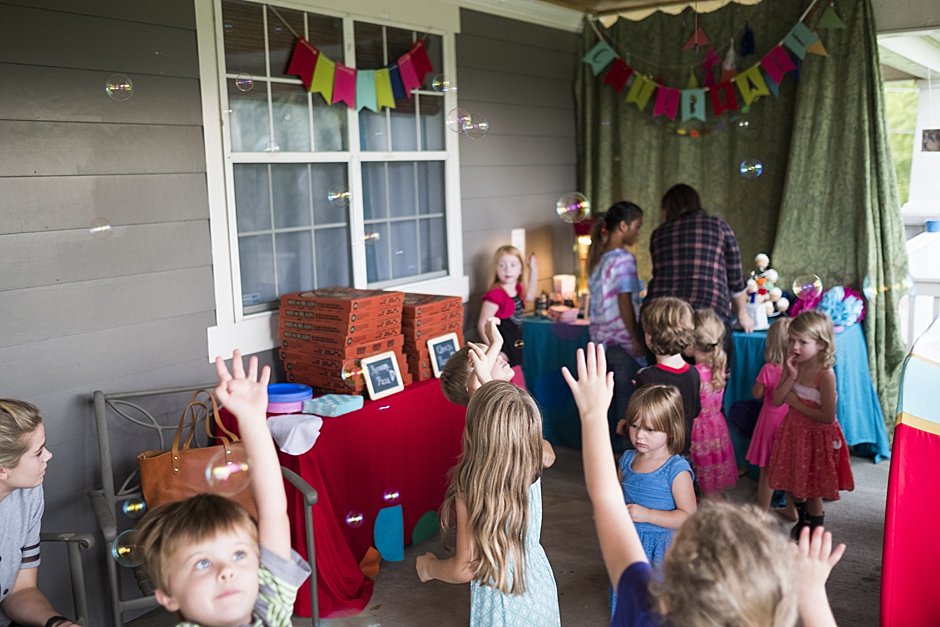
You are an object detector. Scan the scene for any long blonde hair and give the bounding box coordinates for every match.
[764,318,792,366]
[441,381,543,595]
[692,308,728,390]
[789,311,836,368]
[653,502,797,627]
[0,399,43,469]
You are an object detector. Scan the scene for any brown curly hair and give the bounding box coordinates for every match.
[641,297,695,356]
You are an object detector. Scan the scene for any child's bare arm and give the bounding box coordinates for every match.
[795,526,845,627]
[482,317,504,360]
[416,498,475,584]
[541,439,556,468]
[477,302,500,343]
[752,380,766,399]
[562,343,648,585]
[626,470,696,530]
[214,350,290,559]
[772,356,798,406]
[525,254,539,304]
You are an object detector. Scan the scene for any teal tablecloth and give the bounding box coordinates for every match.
[728,323,891,463]
[522,317,591,448]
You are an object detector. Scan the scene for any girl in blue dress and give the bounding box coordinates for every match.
[618,384,696,565]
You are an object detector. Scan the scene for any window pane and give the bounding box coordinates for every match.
[312,164,349,224]
[420,217,447,273]
[390,108,418,151]
[313,96,347,151]
[365,224,390,283]
[359,110,389,151]
[388,162,416,218]
[272,165,310,229]
[354,22,386,66]
[309,14,344,59]
[276,230,313,295]
[362,163,389,220]
[390,221,419,279]
[234,164,271,232]
[315,227,352,287]
[238,234,276,306]
[222,1,266,77]
[228,81,269,152]
[417,161,445,215]
[266,6,304,80]
[419,94,444,150]
[272,83,310,152]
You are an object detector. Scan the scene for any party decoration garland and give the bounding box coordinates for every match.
[286,38,434,112]
[583,0,841,129]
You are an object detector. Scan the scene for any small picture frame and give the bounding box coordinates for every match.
[361,351,405,400]
[427,332,460,378]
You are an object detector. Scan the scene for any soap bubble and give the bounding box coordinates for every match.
[223,20,234,31]
[445,108,472,133]
[105,74,134,101]
[327,185,350,208]
[464,116,490,139]
[89,218,113,239]
[737,119,750,128]
[235,73,254,92]
[345,511,365,528]
[111,530,141,567]
[431,74,456,93]
[121,498,147,519]
[792,274,823,301]
[263,139,280,152]
[513,339,524,350]
[341,359,364,387]
[205,448,250,496]
[363,231,381,245]
[382,488,401,504]
[555,192,591,224]
[739,159,763,179]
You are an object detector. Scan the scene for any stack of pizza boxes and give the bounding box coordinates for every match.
[401,293,464,382]
[278,288,409,395]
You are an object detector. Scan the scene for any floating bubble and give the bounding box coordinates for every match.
[382,488,401,504]
[328,185,351,208]
[431,74,456,93]
[105,74,134,101]
[555,192,591,224]
[223,20,234,31]
[111,530,141,567]
[263,139,280,152]
[345,511,365,528]
[513,339,524,350]
[272,23,283,34]
[792,274,823,301]
[205,447,250,496]
[862,272,915,303]
[89,218,113,239]
[464,115,490,140]
[121,498,147,519]
[364,231,381,245]
[737,119,750,128]
[739,159,763,179]
[445,108,472,133]
[341,359,364,388]
[235,73,254,92]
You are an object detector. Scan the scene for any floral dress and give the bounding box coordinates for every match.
[691,364,738,495]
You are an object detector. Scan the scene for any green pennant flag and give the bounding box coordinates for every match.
[817,5,846,29]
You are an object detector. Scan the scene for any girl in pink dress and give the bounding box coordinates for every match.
[689,309,738,497]
[768,311,854,538]
[745,318,797,518]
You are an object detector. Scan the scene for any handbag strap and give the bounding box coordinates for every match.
[191,389,241,445]
[170,400,204,472]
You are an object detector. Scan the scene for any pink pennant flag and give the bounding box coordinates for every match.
[397,51,421,98]
[409,40,433,78]
[286,39,319,89]
[701,47,721,86]
[760,46,797,84]
[603,58,634,93]
[333,63,357,108]
[683,26,710,50]
[709,81,739,116]
[652,86,680,120]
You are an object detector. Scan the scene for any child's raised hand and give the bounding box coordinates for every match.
[468,343,493,387]
[795,526,846,623]
[561,343,614,423]
[483,317,504,355]
[527,253,538,274]
[214,349,270,423]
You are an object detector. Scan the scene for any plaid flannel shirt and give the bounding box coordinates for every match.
[646,210,746,324]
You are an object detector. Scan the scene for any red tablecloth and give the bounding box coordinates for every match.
[226,379,466,618]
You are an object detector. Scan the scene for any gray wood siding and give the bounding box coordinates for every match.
[0,2,213,622]
[457,9,580,339]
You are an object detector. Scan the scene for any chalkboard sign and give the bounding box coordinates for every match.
[361,351,405,400]
[427,332,460,378]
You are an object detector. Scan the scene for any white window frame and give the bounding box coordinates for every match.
[195,0,468,359]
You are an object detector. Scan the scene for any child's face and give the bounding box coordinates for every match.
[628,419,669,454]
[156,526,260,627]
[0,424,52,490]
[622,218,643,246]
[790,333,822,364]
[466,349,515,395]
[496,254,522,286]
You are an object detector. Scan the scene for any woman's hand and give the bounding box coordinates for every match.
[416,553,436,582]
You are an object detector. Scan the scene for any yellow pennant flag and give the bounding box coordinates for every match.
[807,39,829,56]
[733,65,771,106]
[310,54,335,104]
[375,68,396,110]
[625,74,656,111]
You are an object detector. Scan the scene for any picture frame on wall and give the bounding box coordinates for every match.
[427,332,460,378]
[361,351,406,400]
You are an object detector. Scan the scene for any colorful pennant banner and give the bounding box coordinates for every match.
[584,15,831,129]
[286,38,433,111]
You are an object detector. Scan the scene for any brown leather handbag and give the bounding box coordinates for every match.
[137,390,257,518]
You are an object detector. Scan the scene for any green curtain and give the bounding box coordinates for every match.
[576,0,907,432]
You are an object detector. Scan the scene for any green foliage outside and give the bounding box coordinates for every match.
[883,80,919,206]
